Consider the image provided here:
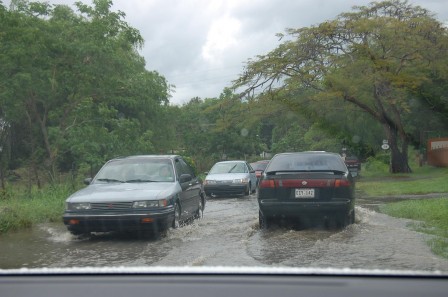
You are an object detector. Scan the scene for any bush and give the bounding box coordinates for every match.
[363,154,390,176]
[0,183,77,234]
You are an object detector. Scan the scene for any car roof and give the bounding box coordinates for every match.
[111,155,182,161]
[251,160,270,164]
[215,160,246,163]
[273,151,339,157]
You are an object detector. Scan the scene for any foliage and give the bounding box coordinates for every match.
[363,153,391,176]
[0,0,170,184]
[1,0,448,190]
[0,183,73,233]
[234,0,448,173]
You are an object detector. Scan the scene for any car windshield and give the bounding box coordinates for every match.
[1,0,448,287]
[209,162,247,174]
[94,158,174,183]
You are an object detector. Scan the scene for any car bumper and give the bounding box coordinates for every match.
[63,207,175,233]
[259,199,353,218]
[204,184,247,196]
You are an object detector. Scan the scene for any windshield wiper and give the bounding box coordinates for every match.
[125,179,155,183]
[228,164,238,173]
[96,178,124,183]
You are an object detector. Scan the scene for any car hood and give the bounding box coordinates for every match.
[66,182,180,203]
[205,173,249,181]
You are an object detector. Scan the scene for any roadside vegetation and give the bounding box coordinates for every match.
[380,198,448,259]
[357,157,448,259]
[357,157,448,196]
[0,184,73,234]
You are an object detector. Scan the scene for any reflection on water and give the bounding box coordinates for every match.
[1,196,447,272]
[0,223,173,269]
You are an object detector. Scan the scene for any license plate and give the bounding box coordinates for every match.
[295,188,315,198]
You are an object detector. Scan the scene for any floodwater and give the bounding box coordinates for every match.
[1,193,447,272]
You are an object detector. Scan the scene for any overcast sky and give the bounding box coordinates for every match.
[4,0,448,104]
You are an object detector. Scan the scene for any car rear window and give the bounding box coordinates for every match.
[266,154,347,173]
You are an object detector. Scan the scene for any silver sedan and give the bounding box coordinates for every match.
[203,160,257,197]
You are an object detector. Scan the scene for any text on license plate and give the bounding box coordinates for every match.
[295,188,315,198]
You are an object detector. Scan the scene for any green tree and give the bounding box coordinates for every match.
[0,0,169,183]
[234,0,448,173]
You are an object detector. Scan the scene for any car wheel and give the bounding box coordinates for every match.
[335,213,350,228]
[172,202,181,229]
[244,183,250,196]
[349,209,355,224]
[195,198,204,219]
[251,183,256,194]
[259,210,270,229]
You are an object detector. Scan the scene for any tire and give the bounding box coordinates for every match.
[349,208,355,224]
[244,183,251,196]
[172,202,181,229]
[195,198,204,219]
[259,210,270,229]
[251,183,256,194]
[335,212,350,228]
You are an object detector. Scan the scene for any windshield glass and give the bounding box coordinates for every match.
[94,158,174,183]
[1,0,448,279]
[209,162,246,174]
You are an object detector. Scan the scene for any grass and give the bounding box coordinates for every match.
[380,199,448,259]
[356,166,448,196]
[0,184,73,234]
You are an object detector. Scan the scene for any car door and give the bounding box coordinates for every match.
[175,158,201,218]
[246,162,257,192]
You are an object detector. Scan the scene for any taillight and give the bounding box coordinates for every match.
[335,179,350,187]
[259,179,275,188]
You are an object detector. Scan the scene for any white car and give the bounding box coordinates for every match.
[203,160,257,197]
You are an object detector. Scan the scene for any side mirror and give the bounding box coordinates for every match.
[179,174,192,183]
[84,177,93,185]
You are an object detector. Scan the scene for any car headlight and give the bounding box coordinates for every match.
[66,202,91,210]
[204,180,216,185]
[132,199,167,208]
[233,178,249,184]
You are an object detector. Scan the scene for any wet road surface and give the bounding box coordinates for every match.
[1,193,447,271]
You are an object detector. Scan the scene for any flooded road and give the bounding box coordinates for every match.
[1,193,447,272]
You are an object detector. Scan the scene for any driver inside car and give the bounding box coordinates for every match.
[158,165,174,181]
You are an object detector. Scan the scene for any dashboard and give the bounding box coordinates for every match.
[1,267,447,297]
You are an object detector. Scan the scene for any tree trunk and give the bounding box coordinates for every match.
[384,123,412,173]
[27,95,57,182]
